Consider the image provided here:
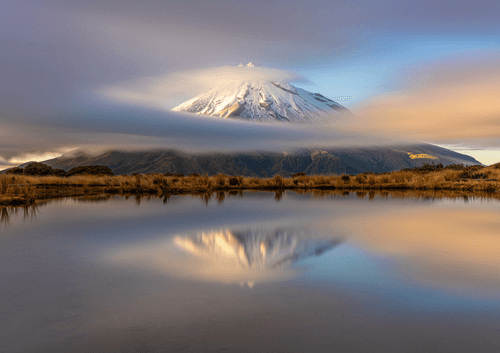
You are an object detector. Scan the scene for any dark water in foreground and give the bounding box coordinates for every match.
[1,192,500,353]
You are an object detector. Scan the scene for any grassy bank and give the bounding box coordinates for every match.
[1,164,499,206]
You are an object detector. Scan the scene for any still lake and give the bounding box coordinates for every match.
[1,192,500,353]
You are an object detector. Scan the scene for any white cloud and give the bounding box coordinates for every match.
[437,144,500,166]
[98,65,305,109]
[7,148,77,165]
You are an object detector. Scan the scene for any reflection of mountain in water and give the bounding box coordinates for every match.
[107,226,342,287]
[175,228,340,271]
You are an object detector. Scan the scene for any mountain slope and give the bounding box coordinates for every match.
[44,145,480,177]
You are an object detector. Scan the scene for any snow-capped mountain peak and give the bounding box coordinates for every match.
[172,66,349,123]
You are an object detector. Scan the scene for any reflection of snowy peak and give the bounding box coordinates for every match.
[172,68,348,123]
[174,228,340,269]
[110,227,342,288]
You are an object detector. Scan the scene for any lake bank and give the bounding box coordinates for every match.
[1,166,500,206]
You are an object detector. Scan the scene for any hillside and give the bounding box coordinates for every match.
[43,144,480,176]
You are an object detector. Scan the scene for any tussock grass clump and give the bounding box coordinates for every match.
[312,175,332,186]
[273,175,285,188]
[247,178,261,186]
[214,174,227,187]
[354,174,367,184]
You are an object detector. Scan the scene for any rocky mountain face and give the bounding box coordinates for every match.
[44,144,480,176]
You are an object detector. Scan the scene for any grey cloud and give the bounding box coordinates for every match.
[38,0,500,38]
[0,98,405,165]
[2,0,499,116]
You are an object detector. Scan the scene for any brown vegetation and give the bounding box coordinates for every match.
[5,163,113,177]
[1,163,499,206]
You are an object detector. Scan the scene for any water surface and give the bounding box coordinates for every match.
[1,192,499,352]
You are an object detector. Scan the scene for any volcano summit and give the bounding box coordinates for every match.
[172,63,348,123]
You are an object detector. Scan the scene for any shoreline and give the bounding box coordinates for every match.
[1,167,499,207]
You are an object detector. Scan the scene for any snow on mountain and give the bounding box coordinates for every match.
[172,63,348,123]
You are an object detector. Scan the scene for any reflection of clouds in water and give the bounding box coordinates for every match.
[108,227,341,287]
[341,208,500,296]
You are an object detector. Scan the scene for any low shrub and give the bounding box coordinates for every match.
[229,176,240,186]
[467,165,485,171]
[52,169,67,177]
[23,162,54,176]
[402,163,444,173]
[444,164,465,170]
[66,165,114,177]
[341,175,350,182]
[5,167,24,175]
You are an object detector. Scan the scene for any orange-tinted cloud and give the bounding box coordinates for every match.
[352,52,500,142]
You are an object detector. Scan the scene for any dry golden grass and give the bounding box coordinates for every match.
[1,165,500,206]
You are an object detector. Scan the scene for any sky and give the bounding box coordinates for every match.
[1,0,499,169]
